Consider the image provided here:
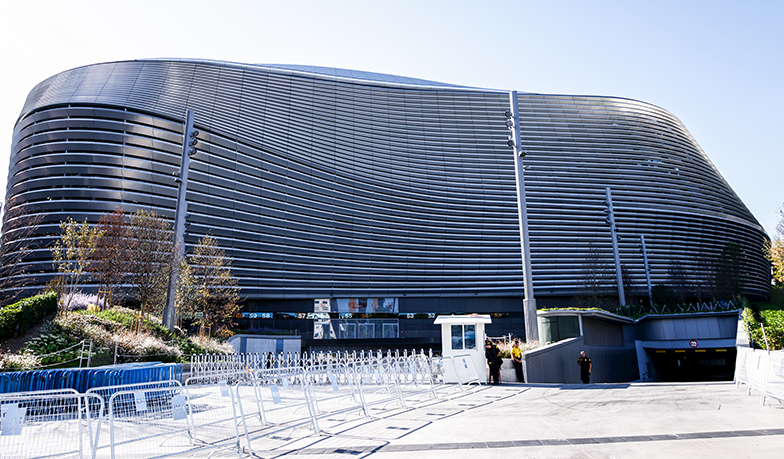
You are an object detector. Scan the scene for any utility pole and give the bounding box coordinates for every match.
[505,91,538,342]
[604,187,626,306]
[163,109,199,330]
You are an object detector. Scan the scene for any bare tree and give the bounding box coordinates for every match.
[693,246,717,303]
[126,210,173,326]
[180,234,241,337]
[577,240,613,308]
[93,209,129,309]
[767,206,784,285]
[715,242,743,301]
[0,196,44,306]
[667,259,690,303]
[621,264,638,306]
[51,218,105,313]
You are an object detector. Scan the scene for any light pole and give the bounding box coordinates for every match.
[506,90,538,342]
[604,187,626,306]
[163,109,198,330]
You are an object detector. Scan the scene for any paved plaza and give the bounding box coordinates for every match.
[213,381,784,459]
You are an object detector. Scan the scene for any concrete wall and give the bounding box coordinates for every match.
[227,334,301,354]
[523,336,639,384]
[638,314,738,341]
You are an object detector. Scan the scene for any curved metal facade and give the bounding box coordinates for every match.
[5,59,770,308]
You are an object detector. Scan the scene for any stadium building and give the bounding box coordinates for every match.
[5,59,769,349]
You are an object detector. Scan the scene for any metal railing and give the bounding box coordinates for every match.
[615,300,737,317]
[1,350,486,458]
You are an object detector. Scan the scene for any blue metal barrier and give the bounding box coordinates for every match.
[0,363,182,394]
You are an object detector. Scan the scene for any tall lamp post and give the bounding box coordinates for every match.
[604,187,626,306]
[163,109,199,330]
[506,91,538,342]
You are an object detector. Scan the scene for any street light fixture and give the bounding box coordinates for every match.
[163,109,198,330]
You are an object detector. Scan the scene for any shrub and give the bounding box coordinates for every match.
[23,331,82,366]
[114,331,182,363]
[59,292,104,311]
[743,307,784,350]
[0,291,58,340]
[651,284,679,306]
[771,284,784,306]
[212,327,235,341]
[0,350,42,371]
[496,340,541,358]
[190,335,235,354]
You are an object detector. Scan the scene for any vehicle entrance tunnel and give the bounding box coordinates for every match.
[647,347,736,382]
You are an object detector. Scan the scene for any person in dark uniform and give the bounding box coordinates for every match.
[485,339,501,385]
[578,350,592,384]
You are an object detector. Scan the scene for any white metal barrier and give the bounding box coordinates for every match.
[237,368,316,457]
[388,356,438,403]
[183,376,249,457]
[190,349,433,379]
[439,354,483,390]
[302,362,366,432]
[354,359,406,411]
[107,385,193,459]
[2,350,489,457]
[735,346,784,405]
[0,391,103,459]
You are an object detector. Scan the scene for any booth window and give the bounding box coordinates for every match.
[451,324,476,350]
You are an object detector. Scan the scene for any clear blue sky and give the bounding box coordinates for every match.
[1,1,781,236]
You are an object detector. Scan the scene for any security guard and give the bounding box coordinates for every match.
[578,350,592,384]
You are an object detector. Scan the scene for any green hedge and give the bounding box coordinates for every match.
[0,291,58,341]
[743,307,784,350]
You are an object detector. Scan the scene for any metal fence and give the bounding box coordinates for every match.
[0,363,182,394]
[1,351,484,458]
[734,346,784,405]
[189,349,433,378]
[106,385,192,459]
[0,391,104,459]
[615,300,737,317]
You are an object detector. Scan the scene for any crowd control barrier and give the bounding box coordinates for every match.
[302,362,366,433]
[735,346,784,405]
[353,359,406,412]
[438,354,483,391]
[189,349,433,379]
[107,385,192,459]
[183,373,262,456]
[237,369,315,456]
[0,363,182,394]
[0,349,495,457]
[0,391,103,459]
[390,355,438,403]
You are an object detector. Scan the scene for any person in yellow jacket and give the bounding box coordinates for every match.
[511,340,524,382]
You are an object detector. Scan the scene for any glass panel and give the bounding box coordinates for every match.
[383,323,399,339]
[558,316,580,340]
[451,325,464,350]
[313,322,324,340]
[540,316,558,343]
[464,325,476,349]
[339,322,356,339]
[358,323,374,339]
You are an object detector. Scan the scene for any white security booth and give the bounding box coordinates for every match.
[434,314,492,384]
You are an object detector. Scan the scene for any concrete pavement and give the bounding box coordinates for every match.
[230,381,784,459]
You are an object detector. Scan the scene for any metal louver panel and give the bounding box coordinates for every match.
[5,59,769,302]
